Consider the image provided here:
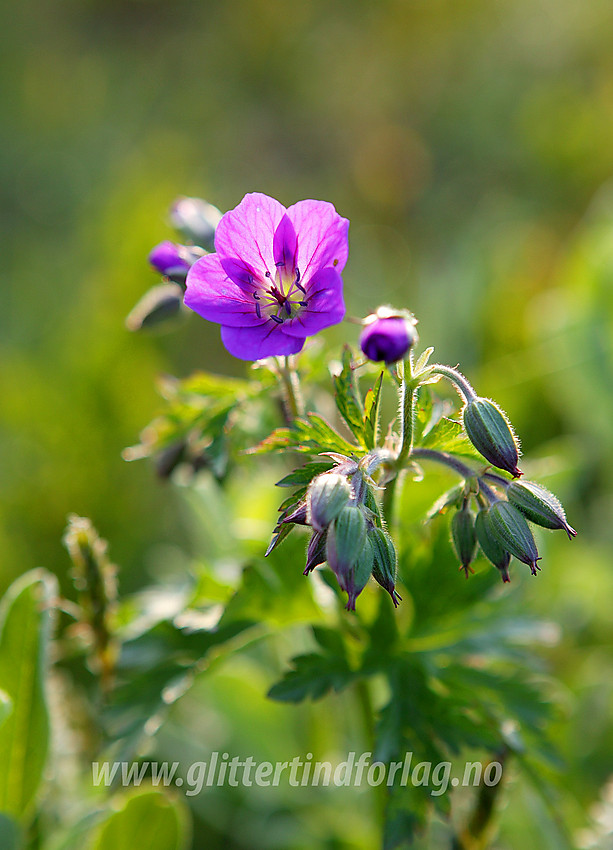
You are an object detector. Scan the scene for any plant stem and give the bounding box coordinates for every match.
[397,353,418,467]
[429,364,477,402]
[354,677,387,833]
[410,448,498,504]
[382,355,418,525]
[278,355,304,422]
[451,747,509,850]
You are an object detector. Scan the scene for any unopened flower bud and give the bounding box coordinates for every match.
[463,397,522,478]
[170,197,223,250]
[125,283,185,331]
[281,501,309,526]
[308,473,351,533]
[451,506,477,577]
[344,536,375,611]
[369,527,401,606]
[507,481,576,540]
[326,505,367,579]
[488,501,540,575]
[148,241,205,284]
[475,510,511,582]
[304,530,327,575]
[360,308,418,364]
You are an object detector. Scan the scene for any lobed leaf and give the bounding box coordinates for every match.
[333,346,365,444]
[363,370,384,450]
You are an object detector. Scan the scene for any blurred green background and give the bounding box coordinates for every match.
[2,0,613,845]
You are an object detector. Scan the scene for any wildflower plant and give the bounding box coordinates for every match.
[0,192,580,850]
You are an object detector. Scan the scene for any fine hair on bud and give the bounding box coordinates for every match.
[463,397,522,478]
[326,505,367,579]
[451,505,477,577]
[475,510,511,582]
[488,501,540,575]
[507,481,576,539]
[308,473,352,533]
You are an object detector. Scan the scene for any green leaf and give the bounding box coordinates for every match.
[0,813,21,850]
[333,346,365,444]
[91,790,190,850]
[0,569,57,822]
[267,652,353,703]
[363,370,384,450]
[0,690,12,730]
[275,461,334,488]
[249,413,359,457]
[106,618,251,756]
[421,416,484,461]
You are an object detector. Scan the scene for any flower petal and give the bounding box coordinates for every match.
[184,254,266,327]
[220,322,305,361]
[282,267,345,338]
[286,200,350,281]
[273,214,298,278]
[214,192,287,279]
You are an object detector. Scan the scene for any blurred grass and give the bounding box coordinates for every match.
[2,0,613,845]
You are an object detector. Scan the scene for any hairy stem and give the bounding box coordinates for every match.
[410,448,498,503]
[430,364,477,402]
[278,355,305,422]
[382,355,418,525]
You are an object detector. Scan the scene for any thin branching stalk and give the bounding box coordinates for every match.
[429,364,477,402]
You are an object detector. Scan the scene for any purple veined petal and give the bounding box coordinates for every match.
[184,254,266,328]
[214,193,287,279]
[219,257,260,290]
[220,322,305,361]
[273,214,298,278]
[286,200,350,282]
[282,267,345,338]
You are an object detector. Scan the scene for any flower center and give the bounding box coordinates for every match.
[253,265,308,324]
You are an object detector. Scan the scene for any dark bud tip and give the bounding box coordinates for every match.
[530,559,542,575]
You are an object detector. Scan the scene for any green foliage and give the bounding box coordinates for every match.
[250,412,360,457]
[90,790,190,850]
[0,570,57,823]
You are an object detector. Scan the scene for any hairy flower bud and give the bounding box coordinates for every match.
[360,308,418,364]
[125,283,185,332]
[148,241,204,283]
[281,501,309,526]
[369,527,401,606]
[475,510,511,582]
[308,473,352,533]
[463,397,522,478]
[344,536,375,611]
[507,481,576,540]
[170,197,223,250]
[488,501,540,575]
[451,506,477,577]
[326,506,367,580]
[304,530,327,575]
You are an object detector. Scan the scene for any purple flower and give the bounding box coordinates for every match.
[184,193,349,360]
[360,310,418,364]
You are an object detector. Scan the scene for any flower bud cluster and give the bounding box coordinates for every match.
[276,456,400,610]
[447,479,575,582]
